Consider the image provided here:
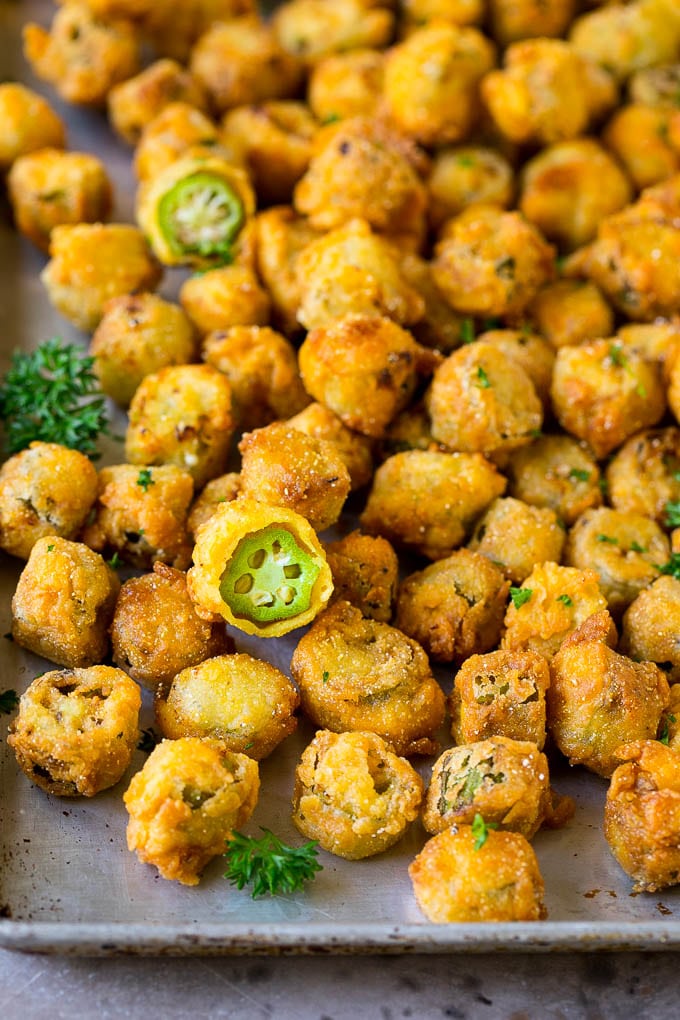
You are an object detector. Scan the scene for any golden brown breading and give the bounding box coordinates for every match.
[487,0,576,46]
[272,0,394,64]
[620,321,680,368]
[0,442,98,560]
[133,102,220,181]
[8,665,140,797]
[528,279,614,350]
[427,145,514,229]
[287,403,373,492]
[12,538,120,668]
[397,253,467,354]
[324,530,399,622]
[291,599,446,756]
[629,64,680,110]
[187,472,242,539]
[473,329,556,409]
[254,205,323,336]
[603,104,680,192]
[155,653,299,759]
[108,59,208,145]
[140,0,257,62]
[395,549,509,662]
[0,83,65,169]
[569,0,680,83]
[621,576,680,683]
[292,729,423,859]
[606,429,680,526]
[400,0,484,32]
[468,497,565,585]
[507,434,602,526]
[307,49,384,122]
[124,737,259,885]
[180,265,271,336]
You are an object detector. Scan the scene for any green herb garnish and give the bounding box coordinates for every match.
[596,534,618,544]
[136,468,155,492]
[569,468,591,483]
[659,714,677,746]
[471,813,498,851]
[665,501,680,528]
[0,689,19,715]
[460,317,475,344]
[556,594,573,606]
[654,553,680,580]
[629,541,646,553]
[475,366,491,389]
[224,828,322,898]
[509,587,533,609]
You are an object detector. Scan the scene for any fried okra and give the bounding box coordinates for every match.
[287,403,373,492]
[295,219,425,331]
[547,611,670,777]
[507,434,602,526]
[569,0,680,83]
[0,442,98,560]
[550,339,666,460]
[565,507,670,616]
[630,64,680,109]
[622,321,680,368]
[82,464,194,570]
[621,576,680,683]
[605,740,680,894]
[482,39,617,147]
[409,825,547,923]
[8,665,140,797]
[433,206,555,319]
[180,265,270,336]
[272,0,394,64]
[189,17,303,113]
[107,59,208,145]
[473,329,556,408]
[298,314,437,439]
[426,340,543,459]
[468,497,565,585]
[124,737,259,885]
[110,563,232,692]
[487,0,576,46]
[125,365,234,489]
[450,649,551,748]
[41,223,162,333]
[24,3,140,107]
[307,49,384,122]
[203,326,309,431]
[400,0,484,31]
[12,538,120,668]
[7,149,112,252]
[0,83,65,169]
[528,279,614,350]
[502,561,607,660]
[292,730,423,859]
[382,22,495,147]
[133,102,220,181]
[395,550,509,663]
[292,600,445,756]
[187,472,241,538]
[360,449,506,560]
[140,0,257,62]
[427,146,514,229]
[324,530,398,622]
[603,104,680,192]
[187,498,333,637]
[294,119,428,248]
[520,139,632,252]
[156,653,299,760]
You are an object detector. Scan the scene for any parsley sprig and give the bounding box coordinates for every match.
[224,828,322,898]
[0,689,19,715]
[655,553,680,580]
[0,338,108,457]
[471,813,498,851]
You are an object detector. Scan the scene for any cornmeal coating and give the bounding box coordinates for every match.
[427,146,514,229]
[401,0,484,31]
[395,550,509,663]
[125,364,234,489]
[520,139,632,252]
[0,442,98,560]
[603,104,680,192]
[272,0,394,64]
[360,449,506,560]
[569,0,680,83]
[255,206,323,336]
[7,148,112,252]
[295,219,425,331]
[481,39,617,147]
[630,64,680,110]
[550,339,666,460]
[382,22,495,147]
[426,340,543,458]
[189,17,302,113]
[450,649,551,748]
[565,507,669,616]
[324,530,399,622]
[12,538,120,669]
[239,422,351,532]
[90,293,196,408]
[619,321,680,369]
[24,3,140,107]
[528,279,613,350]
[547,611,670,777]
[41,223,162,333]
[0,83,65,169]
[307,49,384,122]
[292,730,423,859]
[487,0,576,46]
[507,434,602,527]
[433,206,555,319]
[474,329,556,409]
[124,737,259,885]
[621,576,680,683]
[287,403,373,492]
[299,314,438,439]
[110,563,232,692]
[468,497,565,585]
[398,253,467,355]
[291,600,445,756]
[156,653,298,760]
[82,463,194,570]
[409,826,547,923]
[140,0,257,62]
[502,560,607,660]
[180,265,270,336]
[108,59,208,145]
[221,101,317,206]
[187,472,242,538]
[378,403,440,461]
[133,102,220,181]
[8,665,140,797]
[605,740,680,894]
[294,118,428,248]
[422,737,556,838]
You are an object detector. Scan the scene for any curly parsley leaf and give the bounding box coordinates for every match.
[224,828,322,898]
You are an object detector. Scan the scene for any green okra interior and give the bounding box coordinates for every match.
[158,171,244,258]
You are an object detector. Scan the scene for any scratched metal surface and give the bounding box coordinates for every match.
[2,0,680,956]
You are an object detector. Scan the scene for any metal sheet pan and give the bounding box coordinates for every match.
[3,0,680,956]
